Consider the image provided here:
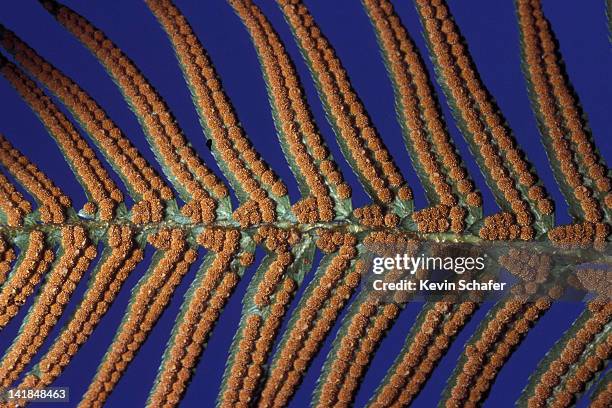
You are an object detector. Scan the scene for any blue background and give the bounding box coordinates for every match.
[0,1,610,407]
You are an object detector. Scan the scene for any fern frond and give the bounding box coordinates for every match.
[141,1,320,405]
[311,231,416,407]
[442,296,554,406]
[369,301,478,407]
[143,0,293,227]
[229,0,353,223]
[436,246,570,406]
[0,57,122,220]
[519,299,611,407]
[316,297,399,407]
[40,0,229,223]
[414,0,554,239]
[0,26,173,223]
[16,225,144,390]
[79,228,196,407]
[0,1,608,407]
[146,228,244,408]
[363,0,482,233]
[0,230,53,329]
[0,225,95,388]
[257,232,360,408]
[218,230,312,407]
[0,134,71,223]
[276,0,413,215]
[516,0,611,226]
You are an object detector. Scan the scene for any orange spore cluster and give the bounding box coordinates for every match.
[232,198,276,228]
[498,249,551,285]
[292,196,333,224]
[80,228,196,407]
[549,339,611,408]
[252,226,297,308]
[575,268,611,299]
[259,233,358,407]
[517,0,611,220]
[239,251,255,267]
[412,204,467,233]
[254,225,300,252]
[0,28,171,224]
[0,59,121,220]
[370,302,478,407]
[479,212,534,241]
[315,229,356,253]
[363,230,419,258]
[196,227,240,253]
[527,301,612,408]
[0,225,96,389]
[220,277,296,407]
[353,204,386,228]
[0,169,30,227]
[230,0,353,222]
[352,205,400,229]
[364,0,480,217]
[277,0,412,206]
[46,1,228,223]
[317,301,399,407]
[18,225,144,390]
[0,230,53,329]
[0,234,16,285]
[590,376,612,408]
[0,134,70,223]
[254,251,293,308]
[145,0,288,223]
[415,0,553,226]
[548,221,609,250]
[447,297,551,407]
[350,205,399,229]
[463,300,552,405]
[149,227,241,407]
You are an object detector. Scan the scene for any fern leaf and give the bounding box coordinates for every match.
[276,0,413,215]
[229,0,353,222]
[369,301,478,407]
[79,228,196,407]
[40,0,228,223]
[144,0,294,224]
[16,225,144,390]
[519,299,611,407]
[0,225,96,388]
[0,230,53,329]
[146,228,246,407]
[0,57,122,220]
[0,1,608,407]
[0,26,173,223]
[414,0,554,238]
[516,0,611,226]
[362,0,482,232]
[0,133,71,223]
